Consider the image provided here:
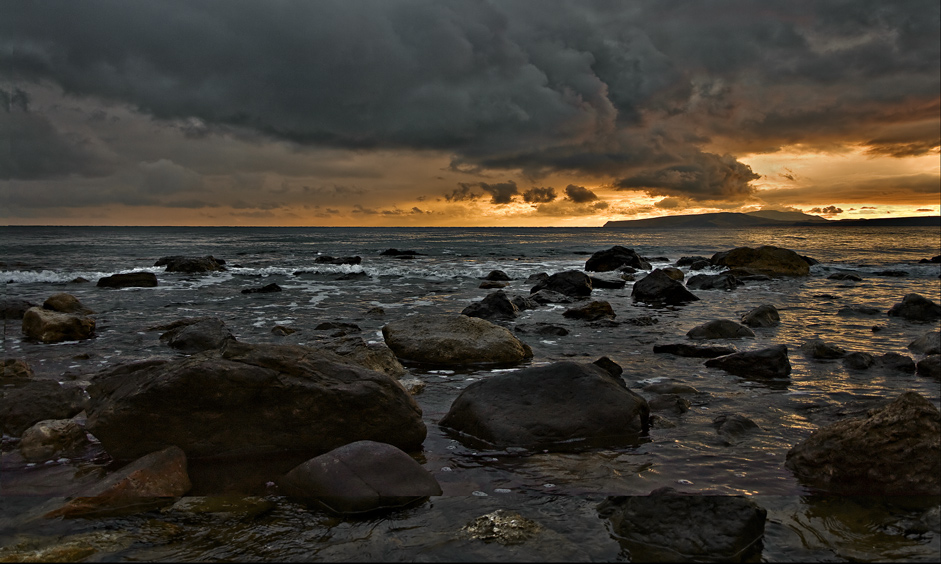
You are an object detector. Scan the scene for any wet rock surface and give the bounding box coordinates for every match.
[382,314,533,366]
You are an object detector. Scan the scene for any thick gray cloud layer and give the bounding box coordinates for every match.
[1,0,938,207]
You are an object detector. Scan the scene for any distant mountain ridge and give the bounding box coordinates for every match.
[603,212,940,229]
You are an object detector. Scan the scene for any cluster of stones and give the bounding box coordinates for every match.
[3,246,939,561]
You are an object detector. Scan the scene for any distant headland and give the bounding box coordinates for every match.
[603,211,941,229]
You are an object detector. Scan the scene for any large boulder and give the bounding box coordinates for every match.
[96,272,159,288]
[0,380,85,436]
[888,293,941,321]
[740,304,780,327]
[711,245,810,276]
[279,440,441,515]
[585,246,651,272]
[382,314,532,366]
[461,290,519,321]
[631,269,699,305]
[917,355,940,378]
[154,255,226,273]
[84,342,427,461]
[686,320,755,340]
[704,345,791,379]
[597,488,767,563]
[439,361,649,450]
[529,270,593,298]
[44,446,191,519]
[785,392,940,495]
[22,307,95,343]
[42,293,93,314]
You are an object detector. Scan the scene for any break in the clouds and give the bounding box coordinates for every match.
[1,0,938,224]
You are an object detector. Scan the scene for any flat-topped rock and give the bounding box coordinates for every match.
[382,314,532,366]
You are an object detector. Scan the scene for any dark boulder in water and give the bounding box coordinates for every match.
[584,246,651,272]
[529,270,593,298]
[785,392,941,495]
[241,282,282,294]
[461,290,519,321]
[887,293,941,321]
[97,272,159,288]
[597,488,767,563]
[158,317,236,354]
[843,352,875,370]
[654,343,736,358]
[705,345,791,379]
[279,440,441,515]
[631,269,699,305]
[686,320,755,340]
[675,255,710,267]
[874,352,915,373]
[514,323,569,337]
[482,270,511,281]
[801,338,846,359]
[711,245,810,276]
[155,255,226,273]
[740,304,780,327]
[917,355,940,378]
[84,342,427,461]
[686,273,738,291]
[439,361,649,450]
[563,300,615,321]
[714,414,761,445]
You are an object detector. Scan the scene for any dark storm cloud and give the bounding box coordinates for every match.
[614,153,760,201]
[564,184,598,203]
[1,0,938,203]
[464,181,519,205]
[444,184,481,202]
[522,186,557,203]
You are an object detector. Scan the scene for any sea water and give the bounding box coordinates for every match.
[1,225,939,561]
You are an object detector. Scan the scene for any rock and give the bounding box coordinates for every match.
[916,355,940,378]
[660,267,685,281]
[241,282,282,294]
[563,300,615,321]
[704,345,791,379]
[278,440,441,515]
[366,306,385,317]
[652,343,736,358]
[587,276,626,289]
[828,272,862,281]
[675,256,710,267]
[1,298,35,320]
[509,294,540,310]
[642,382,699,395]
[439,361,649,450]
[689,260,711,271]
[460,509,542,545]
[838,305,883,316]
[801,255,820,266]
[96,272,159,288]
[154,255,226,273]
[315,255,361,265]
[686,273,738,291]
[69,277,90,283]
[529,289,575,304]
[592,356,623,377]
[0,380,85,436]
[271,325,297,336]
[479,280,509,289]
[908,331,941,355]
[740,304,781,327]
[380,248,421,256]
[159,317,236,353]
[483,270,511,281]
[22,307,96,343]
[19,419,90,462]
[711,245,810,276]
[584,246,651,272]
[529,270,593,298]
[44,446,192,519]
[631,269,699,305]
[919,255,941,263]
[647,394,691,414]
[382,314,533,366]
[314,321,360,333]
[43,293,94,314]
[461,290,519,321]
[875,352,915,373]
[84,342,427,461]
[597,488,767,563]
[514,323,569,337]
[525,272,549,285]
[887,293,941,321]
[801,338,847,359]
[714,414,760,444]
[785,392,941,495]
[686,320,755,340]
[843,352,875,370]
[1,358,34,380]
[398,378,426,395]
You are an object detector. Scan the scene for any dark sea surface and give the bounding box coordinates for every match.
[1,225,939,562]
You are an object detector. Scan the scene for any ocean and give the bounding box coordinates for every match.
[2,225,940,561]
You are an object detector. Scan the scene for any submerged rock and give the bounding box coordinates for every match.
[84,342,427,461]
[597,488,767,563]
[740,304,780,327]
[713,414,761,445]
[686,320,755,340]
[785,392,941,495]
[382,314,532,366]
[96,272,159,288]
[653,343,736,358]
[439,361,649,450]
[874,352,915,373]
[704,345,791,379]
[631,269,699,305]
[801,338,847,359]
[887,293,941,321]
[279,440,441,515]
[711,245,810,277]
[843,352,875,370]
[483,270,511,281]
[22,307,95,343]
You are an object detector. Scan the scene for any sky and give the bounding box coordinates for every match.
[1,0,939,227]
